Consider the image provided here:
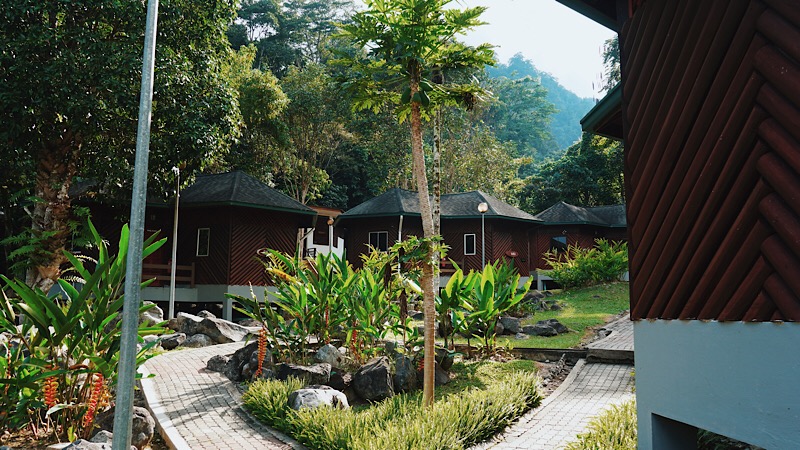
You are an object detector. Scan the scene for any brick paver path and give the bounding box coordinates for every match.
[471,360,634,450]
[141,342,304,450]
[586,315,634,352]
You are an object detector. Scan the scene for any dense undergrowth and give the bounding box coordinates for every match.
[243,360,541,450]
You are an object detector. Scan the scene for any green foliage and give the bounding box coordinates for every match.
[516,133,624,214]
[544,239,628,289]
[462,260,532,352]
[436,266,477,349]
[243,361,541,450]
[564,399,637,450]
[230,249,412,364]
[600,36,621,93]
[0,222,167,439]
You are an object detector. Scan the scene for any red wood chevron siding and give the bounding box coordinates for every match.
[342,217,535,274]
[228,207,307,286]
[180,206,230,286]
[624,0,800,321]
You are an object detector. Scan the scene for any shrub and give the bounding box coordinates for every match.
[564,399,637,450]
[0,222,167,440]
[462,261,532,352]
[544,239,628,288]
[243,367,541,450]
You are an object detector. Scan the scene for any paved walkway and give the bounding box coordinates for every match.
[141,343,302,450]
[587,315,634,352]
[142,316,635,450]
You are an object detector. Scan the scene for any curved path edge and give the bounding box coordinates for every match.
[140,343,305,450]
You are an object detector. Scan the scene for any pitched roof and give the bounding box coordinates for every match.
[533,201,626,227]
[338,188,540,223]
[181,171,316,215]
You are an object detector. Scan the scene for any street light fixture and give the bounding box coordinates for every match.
[478,202,489,267]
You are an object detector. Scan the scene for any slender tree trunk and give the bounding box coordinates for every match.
[26,135,80,291]
[409,69,437,407]
[432,105,442,296]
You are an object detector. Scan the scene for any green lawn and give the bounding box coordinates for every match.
[450,282,630,350]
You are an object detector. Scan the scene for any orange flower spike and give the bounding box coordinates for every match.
[254,327,267,378]
[43,376,59,409]
[82,373,104,428]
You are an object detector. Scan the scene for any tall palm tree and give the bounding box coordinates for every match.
[339,0,493,406]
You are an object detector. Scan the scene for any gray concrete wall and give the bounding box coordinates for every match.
[635,320,800,450]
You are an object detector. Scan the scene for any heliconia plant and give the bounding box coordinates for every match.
[0,220,168,440]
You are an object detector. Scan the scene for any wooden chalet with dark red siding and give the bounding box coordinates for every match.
[336,188,541,276]
[79,171,317,321]
[531,201,627,270]
[164,171,316,319]
[558,0,800,448]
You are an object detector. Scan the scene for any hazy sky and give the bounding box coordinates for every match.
[457,0,616,99]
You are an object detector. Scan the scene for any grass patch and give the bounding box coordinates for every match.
[243,360,540,450]
[563,399,637,450]
[486,282,629,349]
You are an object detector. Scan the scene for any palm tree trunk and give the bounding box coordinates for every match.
[409,71,437,407]
[26,136,80,291]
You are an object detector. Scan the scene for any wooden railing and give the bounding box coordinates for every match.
[141,263,195,288]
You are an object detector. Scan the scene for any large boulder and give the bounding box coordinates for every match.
[287,386,349,410]
[392,355,418,393]
[434,347,454,371]
[224,342,270,382]
[499,316,521,335]
[435,364,451,386]
[197,310,216,319]
[206,355,230,373]
[139,302,164,326]
[353,356,394,402]
[159,332,186,350]
[168,312,202,332]
[242,347,274,381]
[94,406,154,450]
[182,333,215,348]
[540,318,569,334]
[327,369,352,392]
[522,323,558,337]
[89,431,113,444]
[314,344,345,368]
[170,312,249,344]
[275,363,331,386]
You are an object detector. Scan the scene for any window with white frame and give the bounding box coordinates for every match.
[196,228,210,256]
[368,231,389,252]
[464,233,476,255]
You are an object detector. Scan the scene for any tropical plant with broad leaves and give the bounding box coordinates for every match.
[0,221,167,440]
[463,261,532,353]
[435,264,477,350]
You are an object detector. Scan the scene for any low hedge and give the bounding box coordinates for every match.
[243,369,541,450]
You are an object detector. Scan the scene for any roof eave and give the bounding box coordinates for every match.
[554,0,620,31]
[581,84,623,140]
[181,201,317,216]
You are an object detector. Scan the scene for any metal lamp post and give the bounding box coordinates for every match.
[168,165,181,320]
[478,202,488,267]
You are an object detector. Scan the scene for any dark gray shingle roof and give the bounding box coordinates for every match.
[181,171,315,215]
[533,201,626,227]
[339,188,539,223]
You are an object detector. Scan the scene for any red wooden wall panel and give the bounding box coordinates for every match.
[625,0,800,321]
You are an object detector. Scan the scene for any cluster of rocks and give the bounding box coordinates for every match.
[32,406,155,450]
[141,306,254,351]
[522,290,563,312]
[207,341,453,410]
